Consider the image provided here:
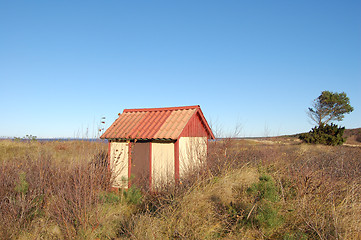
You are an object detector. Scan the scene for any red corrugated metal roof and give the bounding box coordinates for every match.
[101,105,215,140]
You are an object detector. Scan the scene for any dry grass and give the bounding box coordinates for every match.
[0,138,361,239]
[120,140,361,239]
[130,167,259,239]
[344,128,361,145]
[0,140,111,239]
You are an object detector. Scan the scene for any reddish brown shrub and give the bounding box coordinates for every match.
[0,143,110,239]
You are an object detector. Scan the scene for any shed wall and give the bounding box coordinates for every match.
[151,142,175,188]
[179,137,207,178]
[110,142,129,188]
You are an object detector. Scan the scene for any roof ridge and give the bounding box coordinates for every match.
[123,105,200,113]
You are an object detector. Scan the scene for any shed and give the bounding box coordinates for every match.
[100,105,215,190]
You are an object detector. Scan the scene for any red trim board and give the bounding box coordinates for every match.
[174,139,179,185]
[128,142,132,189]
[149,142,152,190]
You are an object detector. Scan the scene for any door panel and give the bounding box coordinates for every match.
[131,142,150,190]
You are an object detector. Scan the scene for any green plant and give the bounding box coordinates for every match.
[15,172,29,194]
[246,174,283,232]
[99,191,122,204]
[299,123,346,145]
[13,135,37,142]
[123,186,142,205]
[283,231,308,240]
[248,174,279,202]
[25,135,37,142]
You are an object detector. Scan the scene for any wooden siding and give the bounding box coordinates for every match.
[110,142,129,188]
[180,112,209,138]
[152,142,175,189]
[131,142,150,190]
[179,137,207,179]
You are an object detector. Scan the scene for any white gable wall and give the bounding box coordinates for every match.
[179,137,207,179]
[151,142,175,189]
[110,142,129,188]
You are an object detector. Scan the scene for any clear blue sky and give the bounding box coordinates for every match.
[1,0,360,138]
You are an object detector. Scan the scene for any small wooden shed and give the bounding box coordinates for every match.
[100,105,215,190]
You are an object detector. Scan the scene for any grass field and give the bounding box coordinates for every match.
[0,137,360,239]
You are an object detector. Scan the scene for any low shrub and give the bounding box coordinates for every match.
[299,123,346,145]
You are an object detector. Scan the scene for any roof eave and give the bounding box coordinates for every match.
[102,137,176,141]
